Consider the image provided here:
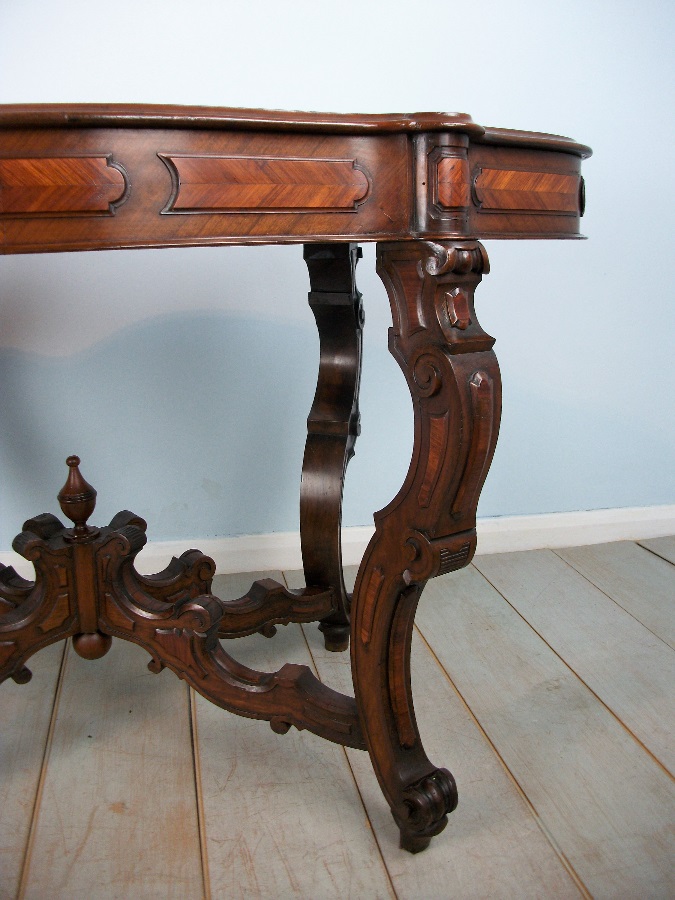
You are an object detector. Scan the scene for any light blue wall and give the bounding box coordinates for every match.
[1,0,674,551]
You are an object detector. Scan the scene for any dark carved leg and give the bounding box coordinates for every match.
[351,240,501,852]
[301,243,364,651]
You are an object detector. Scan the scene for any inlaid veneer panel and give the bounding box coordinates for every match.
[465,144,585,237]
[436,156,470,208]
[0,156,127,216]
[474,168,580,213]
[160,154,370,213]
[0,108,590,250]
[0,129,408,252]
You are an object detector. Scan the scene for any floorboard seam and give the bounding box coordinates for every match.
[636,539,675,568]
[471,565,675,780]
[16,640,70,900]
[550,548,674,650]
[298,621,399,900]
[414,622,591,899]
[338,747,399,900]
[189,686,211,900]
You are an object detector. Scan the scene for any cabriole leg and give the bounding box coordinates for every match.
[351,240,502,851]
[301,243,364,651]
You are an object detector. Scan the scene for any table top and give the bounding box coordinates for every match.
[0,105,591,254]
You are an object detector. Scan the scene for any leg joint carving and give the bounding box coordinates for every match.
[403,528,477,585]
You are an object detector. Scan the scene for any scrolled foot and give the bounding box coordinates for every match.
[398,768,458,852]
[270,716,292,735]
[399,832,432,854]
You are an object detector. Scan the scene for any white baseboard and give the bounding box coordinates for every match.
[2,505,673,579]
[474,505,675,555]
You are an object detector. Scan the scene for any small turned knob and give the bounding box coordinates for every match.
[58,455,97,537]
[72,631,112,660]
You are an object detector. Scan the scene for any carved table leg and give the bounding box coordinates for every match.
[351,240,501,852]
[301,243,363,651]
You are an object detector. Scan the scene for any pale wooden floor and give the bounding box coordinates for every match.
[1,537,673,899]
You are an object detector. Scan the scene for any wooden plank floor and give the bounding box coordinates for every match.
[1,538,673,898]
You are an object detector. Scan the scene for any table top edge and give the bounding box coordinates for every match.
[0,104,592,157]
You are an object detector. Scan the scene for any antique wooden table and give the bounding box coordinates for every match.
[0,105,590,852]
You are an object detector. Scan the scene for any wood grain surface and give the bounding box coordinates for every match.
[473,549,675,773]
[639,535,675,566]
[0,644,64,900]
[18,640,203,899]
[0,104,590,252]
[555,542,675,648]
[416,563,675,898]
[1,541,672,897]
[0,157,126,216]
[195,572,394,900]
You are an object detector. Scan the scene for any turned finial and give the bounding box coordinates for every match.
[58,455,98,538]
